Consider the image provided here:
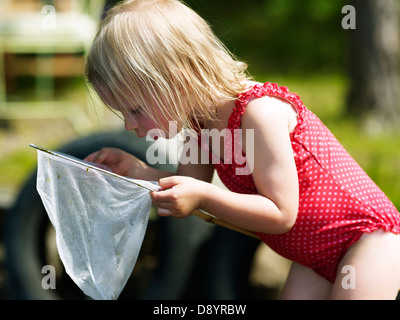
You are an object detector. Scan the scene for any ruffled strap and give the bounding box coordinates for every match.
[228,82,306,135]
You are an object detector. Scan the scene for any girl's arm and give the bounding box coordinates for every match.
[151,97,299,235]
[83,138,215,182]
[176,137,215,182]
[84,147,173,181]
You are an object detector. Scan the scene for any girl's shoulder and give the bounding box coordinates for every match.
[231,81,304,134]
[243,94,298,134]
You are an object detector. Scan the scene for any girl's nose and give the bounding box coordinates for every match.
[124,117,139,131]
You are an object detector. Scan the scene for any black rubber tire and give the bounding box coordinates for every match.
[183,226,260,299]
[4,131,213,299]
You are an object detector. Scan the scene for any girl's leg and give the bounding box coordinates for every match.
[281,262,332,299]
[331,229,400,299]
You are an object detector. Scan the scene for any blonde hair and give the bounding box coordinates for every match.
[85,0,251,131]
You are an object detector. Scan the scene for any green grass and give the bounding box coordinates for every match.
[257,73,400,210]
[0,148,37,189]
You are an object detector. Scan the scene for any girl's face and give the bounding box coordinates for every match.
[120,104,172,138]
[103,89,178,138]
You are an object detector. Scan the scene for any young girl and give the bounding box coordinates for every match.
[84,0,400,299]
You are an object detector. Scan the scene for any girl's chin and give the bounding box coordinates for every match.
[144,129,174,140]
[146,124,183,140]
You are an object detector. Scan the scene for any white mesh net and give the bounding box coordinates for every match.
[33,145,159,300]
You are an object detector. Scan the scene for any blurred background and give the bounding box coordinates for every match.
[0,0,399,299]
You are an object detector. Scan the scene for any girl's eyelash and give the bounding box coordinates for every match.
[130,107,141,115]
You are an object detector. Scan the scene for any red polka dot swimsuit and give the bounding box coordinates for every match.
[205,82,400,283]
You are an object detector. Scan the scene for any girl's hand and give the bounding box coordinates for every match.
[150,176,208,218]
[84,147,148,179]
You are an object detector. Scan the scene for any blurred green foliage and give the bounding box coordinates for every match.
[0,149,36,189]
[187,0,347,74]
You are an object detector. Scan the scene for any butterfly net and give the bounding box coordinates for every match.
[34,147,158,300]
